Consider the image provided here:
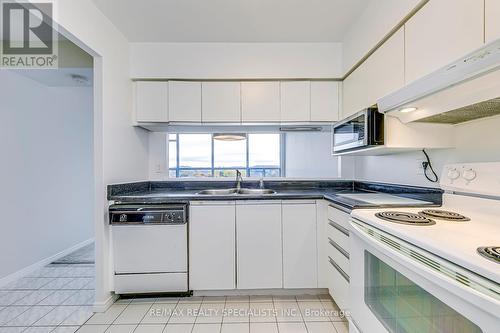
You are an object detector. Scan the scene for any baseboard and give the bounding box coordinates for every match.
[93,293,118,312]
[194,288,329,297]
[0,238,94,288]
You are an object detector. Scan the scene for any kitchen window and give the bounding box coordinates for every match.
[168,133,283,178]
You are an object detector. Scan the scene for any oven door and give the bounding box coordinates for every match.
[332,110,368,153]
[349,219,500,333]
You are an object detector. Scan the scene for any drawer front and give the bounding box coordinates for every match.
[327,205,350,230]
[326,219,349,251]
[326,237,349,275]
[327,256,349,310]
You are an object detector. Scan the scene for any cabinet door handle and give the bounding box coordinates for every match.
[328,256,349,283]
[328,219,349,236]
[328,237,349,259]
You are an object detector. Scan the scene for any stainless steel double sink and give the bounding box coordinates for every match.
[196,188,276,196]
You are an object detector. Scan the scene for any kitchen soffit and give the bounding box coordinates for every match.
[91,0,369,42]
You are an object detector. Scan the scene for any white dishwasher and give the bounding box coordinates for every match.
[110,203,188,294]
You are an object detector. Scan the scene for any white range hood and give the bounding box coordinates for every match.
[377,38,500,124]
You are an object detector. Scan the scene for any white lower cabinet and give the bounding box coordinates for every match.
[236,201,283,289]
[188,200,321,291]
[282,201,317,288]
[189,202,236,290]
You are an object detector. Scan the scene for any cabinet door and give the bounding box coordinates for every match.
[168,81,202,122]
[135,81,168,122]
[342,28,405,119]
[280,81,310,122]
[310,81,340,122]
[189,203,236,290]
[405,0,484,83]
[202,82,241,122]
[486,0,500,43]
[282,202,317,288]
[236,202,282,289]
[241,82,280,122]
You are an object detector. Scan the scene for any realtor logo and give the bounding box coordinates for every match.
[1,1,58,68]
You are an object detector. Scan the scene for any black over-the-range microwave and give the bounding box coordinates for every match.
[332,107,385,154]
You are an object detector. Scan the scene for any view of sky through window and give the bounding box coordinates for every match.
[168,133,282,178]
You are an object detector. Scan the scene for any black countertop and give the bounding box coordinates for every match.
[108,180,442,212]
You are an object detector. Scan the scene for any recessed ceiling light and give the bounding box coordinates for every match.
[399,107,418,113]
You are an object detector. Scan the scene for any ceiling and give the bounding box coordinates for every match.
[91,0,369,42]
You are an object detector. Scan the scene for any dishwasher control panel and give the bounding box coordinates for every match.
[109,204,187,225]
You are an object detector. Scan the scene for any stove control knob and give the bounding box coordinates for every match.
[447,168,460,182]
[462,168,477,183]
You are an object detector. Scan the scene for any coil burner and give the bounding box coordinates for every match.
[419,209,470,222]
[375,211,436,226]
[477,247,500,264]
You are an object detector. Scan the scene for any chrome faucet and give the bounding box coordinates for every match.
[235,170,243,190]
[259,176,265,189]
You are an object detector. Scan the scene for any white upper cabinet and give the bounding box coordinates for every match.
[236,202,282,289]
[310,81,340,122]
[282,202,317,289]
[168,81,202,122]
[485,0,500,43]
[135,80,340,124]
[189,203,236,290]
[241,81,281,122]
[342,28,405,119]
[280,81,310,122]
[202,82,241,122]
[405,0,484,84]
[134,81,168,122]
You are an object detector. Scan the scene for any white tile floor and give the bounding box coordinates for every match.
[0,263,95,333]
[0,247,348,332]
[78,295,348,333]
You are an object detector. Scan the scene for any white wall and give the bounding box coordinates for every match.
[0,70,93,281]
[342,0,423,74]
[354,115,500,187]
[130,42,343,79]
[285,132,340,178]
[149,132,168,180]
[53,0,150,310]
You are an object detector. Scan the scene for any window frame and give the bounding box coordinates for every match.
[168,133,285,178]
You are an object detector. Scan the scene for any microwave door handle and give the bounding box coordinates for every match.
[364,112,369,145]
[372,112,384,144]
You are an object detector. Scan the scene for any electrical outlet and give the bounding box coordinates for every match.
[416,157,426,175]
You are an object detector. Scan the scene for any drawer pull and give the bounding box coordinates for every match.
[328,237,349,259]
[328,256,350,283]
[328,219,349,236]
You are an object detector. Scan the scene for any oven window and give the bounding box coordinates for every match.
[333,114,365,148]
[364,251,482,333]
